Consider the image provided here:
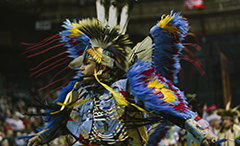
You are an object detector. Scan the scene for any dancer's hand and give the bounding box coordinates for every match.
[201,135,217,146]
[27,135,42,146]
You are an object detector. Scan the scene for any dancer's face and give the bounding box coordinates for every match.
[80,59,96,84]
[222,116,233,129]
[210,119,220,129]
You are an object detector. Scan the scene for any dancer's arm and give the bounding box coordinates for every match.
[27,124,65,145]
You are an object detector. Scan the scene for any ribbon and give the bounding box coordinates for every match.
[93,69,148,113]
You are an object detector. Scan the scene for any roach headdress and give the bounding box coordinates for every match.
[61,18,132,72]
[215,101,240,123]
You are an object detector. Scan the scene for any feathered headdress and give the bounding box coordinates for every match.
[61,18,132,72]
[215,101,240,123]
[65,0,134,71]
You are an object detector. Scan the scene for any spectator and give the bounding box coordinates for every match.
[11,115,25,132]
[0,138,9,146]
[215,102,240,146]
[206,114,221,136]
[3,124,14,146]
[0,123,5,143]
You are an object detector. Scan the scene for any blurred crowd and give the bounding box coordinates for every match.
[0,73,66,146]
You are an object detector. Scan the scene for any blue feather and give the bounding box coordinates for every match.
[150,10,188,84]
[147,122,170,146]
[59,19,92,59]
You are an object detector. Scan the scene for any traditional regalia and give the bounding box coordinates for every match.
[21,0,211,145]
[215,102,240,146]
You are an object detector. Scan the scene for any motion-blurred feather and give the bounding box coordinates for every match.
[108,0,118,28]
[96,0,106,24]
[233,104,240,111]
[226,101,231,111]
[119,3,130,34]
[131,36,153,62]
[68,55,83,69]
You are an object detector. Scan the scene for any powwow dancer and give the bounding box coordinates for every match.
[215,102,240,146]
[22,0,215,145]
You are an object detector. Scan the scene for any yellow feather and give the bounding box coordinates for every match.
[72,23,81,28]
[158,14,180,38]
[158,14,172,28]
[161,88,176,103]
[147,78,176,103]
[147,78,164,89]
[68,28,83,38]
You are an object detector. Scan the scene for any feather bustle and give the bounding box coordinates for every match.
[150,10,188,84]
[127,61,195,119]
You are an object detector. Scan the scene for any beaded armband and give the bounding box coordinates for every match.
[185,118,209,144]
